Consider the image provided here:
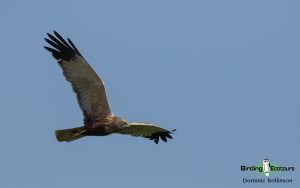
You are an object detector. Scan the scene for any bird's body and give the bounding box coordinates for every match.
[84,116,127,136]
[44,31,175,144]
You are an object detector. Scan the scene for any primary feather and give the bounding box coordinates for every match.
[118,123,175,144]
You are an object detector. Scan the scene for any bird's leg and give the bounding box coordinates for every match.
[71,130,87,137]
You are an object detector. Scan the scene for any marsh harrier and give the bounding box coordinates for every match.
[44,31,175,144]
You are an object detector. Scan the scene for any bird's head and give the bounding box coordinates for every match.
[115,116,129,128]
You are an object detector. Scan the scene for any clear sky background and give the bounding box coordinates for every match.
[0,0,299,187]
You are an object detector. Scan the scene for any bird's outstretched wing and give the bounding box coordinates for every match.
[44,31,112,123]
[117,123,175,144]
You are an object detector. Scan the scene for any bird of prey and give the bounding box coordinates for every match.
[44,31,175,144]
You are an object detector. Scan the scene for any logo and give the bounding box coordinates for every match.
[240,159,295,184]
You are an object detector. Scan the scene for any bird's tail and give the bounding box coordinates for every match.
[55,126,86,142]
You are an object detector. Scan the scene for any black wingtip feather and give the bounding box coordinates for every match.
[44,31,83,61]
[67,38,82,56]
[146,129,175,144]
[54,31,72,49]
[166,134,173,139]
[44,46,62,60]
[160,136,167,142]
[53,30,59,36]
[43,46,52,51]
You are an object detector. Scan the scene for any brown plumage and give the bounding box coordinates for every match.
[44,31,175,144]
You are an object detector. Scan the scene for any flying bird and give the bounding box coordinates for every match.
[44,31,175,144]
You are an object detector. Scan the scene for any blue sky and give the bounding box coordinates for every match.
[0,0,299,187]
